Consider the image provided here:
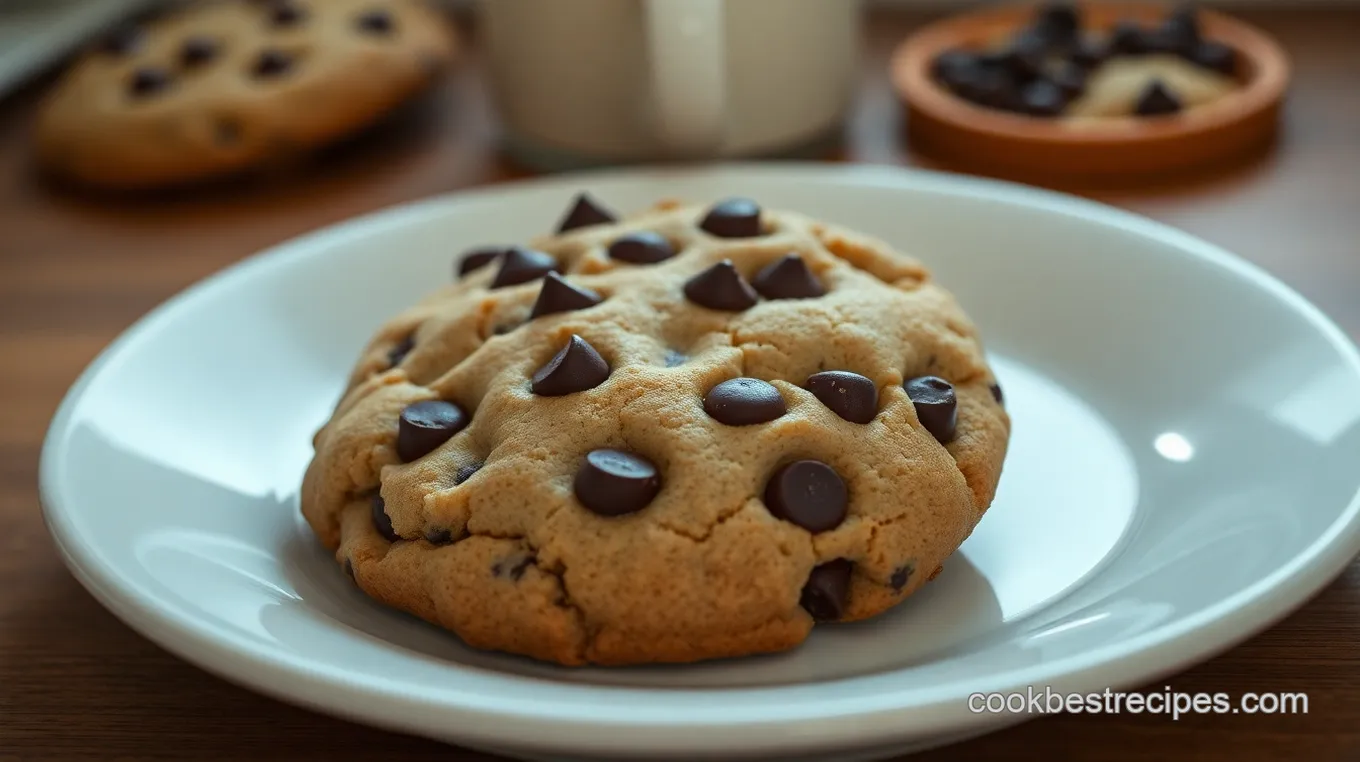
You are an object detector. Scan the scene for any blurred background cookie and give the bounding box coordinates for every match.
[33,0,457,190]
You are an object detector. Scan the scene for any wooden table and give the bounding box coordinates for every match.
[2,9,1357,761]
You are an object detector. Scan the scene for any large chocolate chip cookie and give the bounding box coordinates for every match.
[301,195,1010,666]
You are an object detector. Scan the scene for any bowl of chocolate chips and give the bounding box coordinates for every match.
[891,1,1289,180]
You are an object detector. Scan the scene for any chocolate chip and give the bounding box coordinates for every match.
[457,246,503,278]
[683,260,758,311]
[807,371,878,424]
[530,272,602,319]
[490,247,557,289]
[990,31,1047,81]
[1070,36,1110,69]
[179,36,219,68]
[752,254,824,300]
[703,378,785,426]
[455,462,483,484]
[905,376,958,444]
[1187,41,1236,76]
[953,67,1024,111]
[663,349,687,368]
[932,49,982,86]
[372,494,398,542]
[764,461,848,533]
[1135,79,1182,116]
[607,231,676,264]
[990,383,1004,404]
[531,334,609,396]
[1047,60,1087,99]
[699,198,762,238]
[387,334,414,367]
[128,67,172,98]
[574,449,660,516]
[1018,79,1067,116]
[356,9,395,34]
[1159,3,1201,53]
[557,193,617,233]
[98,25,143,56]
[1033,1,1080,45]
[267,0,307,27]
[397,400,469,462]
[426,528,453,545]
[890,564,913,592]
[252,49,294,79]
[801,559,853,621]
[1109,21,1153,56]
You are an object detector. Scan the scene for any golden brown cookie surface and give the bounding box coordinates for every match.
[301,197,1011,666]
[35,0,455,189]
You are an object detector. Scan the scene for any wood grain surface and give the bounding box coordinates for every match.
[1,9,1358,761]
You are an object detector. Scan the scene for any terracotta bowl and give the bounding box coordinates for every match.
[891,2,1291,180]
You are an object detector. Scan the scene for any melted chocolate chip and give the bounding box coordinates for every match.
[764,461,848,533]
[751,254,824,300]
[699,198,762,238]
[128,67,172,98]
[397,400,469,462]
[530,272,602,319]
[1135,79,1182,116]
[990,383,1004,404]
[491,247,557,289]
[356,8,395,34]
[457,246,504,278]
[890,564,914,591]
[904,376,958,444]
[387,334,415,367]
[801,559,853,621]
[179,36,220,68]
[703,378,786,426]
[574,449,660,516]
[372,494,399,542]
[806,371,878,424]
[531,334,609,396]
[426,528,453,545]
[252,49,294,79]
[683,260,758,311]
[608,231,676,264]
[557,193,617,233]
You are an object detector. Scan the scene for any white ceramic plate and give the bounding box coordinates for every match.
[40,165,1360,761]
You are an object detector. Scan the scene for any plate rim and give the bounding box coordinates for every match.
[38,163,1360,757]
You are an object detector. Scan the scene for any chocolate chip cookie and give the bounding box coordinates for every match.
[300,195,1011,666]
[35,0,456,189]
